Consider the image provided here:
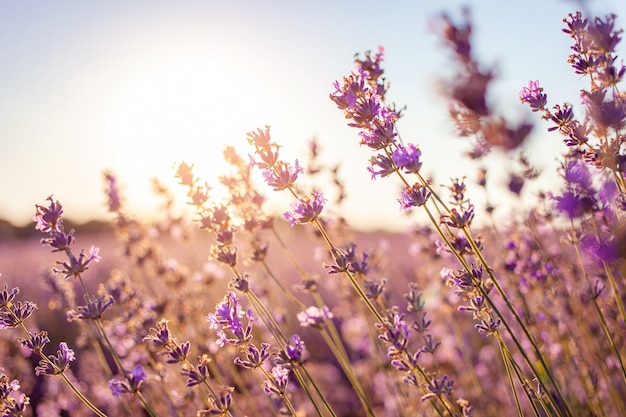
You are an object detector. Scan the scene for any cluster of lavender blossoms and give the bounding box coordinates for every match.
[2,7,626,417]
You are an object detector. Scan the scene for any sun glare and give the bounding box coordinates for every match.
[106,56,281,218]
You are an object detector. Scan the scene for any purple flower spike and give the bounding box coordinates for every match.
[564,159,592,189]
[43,229,75,253]
[440,206,475,228]
[284,191,326,226]
[67,294,115,321]
[398,184,431,210]
[519,80,547,112]
[0,301,37,329]
[144,318,172,347]
[207,292,255,346]
[34,196,64,233]
[554,190,595,219]
[108,365,147,396]
[263,365,291,396]
[297,306,333,329]
[285,334,305,362]
[35,342,75,376]
[181,355,212,387]
[19,330,50,354]
[0,284,19,308]
[104,172,122,212]
[54,246,101,279]
[392,143,423,174]
[263,160,303,191]
[367,154,396,179]
[247,125,272,148]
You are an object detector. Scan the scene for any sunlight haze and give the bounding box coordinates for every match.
[1,0,625,231]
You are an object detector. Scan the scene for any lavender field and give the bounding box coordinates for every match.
[2,7,626,417]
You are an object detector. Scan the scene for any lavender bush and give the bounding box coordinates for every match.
[1,9,625,417]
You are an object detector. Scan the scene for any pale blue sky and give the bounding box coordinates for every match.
[1,0,625,231]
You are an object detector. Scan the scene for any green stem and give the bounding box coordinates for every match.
[136,391,160,417]
[603,260,626,326]
[312,220,383,324]
[59,372,109,417]
[462,227,571,417]
[8,313,109,417]
[496,334,525,417]
[424,210,560,415]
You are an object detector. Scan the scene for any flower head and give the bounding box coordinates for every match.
[207,292,255,346]
[398,184,431,210]
[35,342,75,376]
[0,373,20,401]
[553,190,595,219]
[263,160,302,191]
[0,301,37,329]
[18,330,50,354]
[67,294,115,321]
[519,80,548,111]
[108,365,147,396]
[297,306,333,329]
[284,191,326,226]
[263,365,291,396]
[392,143,423,174]
[104,172,122,212]
[234,342,271,370]
[181,355,212,387]
[34,196,64,233]
[143,318,172,347]
[0,284,19,308]
[54,246,101,279]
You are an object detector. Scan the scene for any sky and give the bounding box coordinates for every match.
[1,0,625,232]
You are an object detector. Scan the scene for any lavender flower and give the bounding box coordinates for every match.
[262,365,291,396]
[143,318,172,347]
[104,172,122,212]
[1,393,30,417]
[164,341,191,364]
[108,365,147,396]
[297,306,333,329]
[67,294,115,321]
[42,229,75,253]
[367,154,396,179]
[212,245,238,267]
[475,313,501,335]
[0,301,37,329]
[199,386,234,416]
[181,355,212,387]
[364,278,388,300]
[274,334,306,367]
[0,373,21,404]
[33,196,63,233]
[18,330,50,354]
[553,190,595,219]
[53,246,101,279]
[358,118,397,150]
[398,184,431,210]
[283,191,326,226]
[263,160,303,191]
[392,143,423,174]
[519,80,547,112]
[207,292,255,346]
[440,206,475,228]
[35,342,75,376]
[0,285,18,308]
[234,342,271,369]
[284,334,305,363]
[421,375,454,402]
[376,312,410,358]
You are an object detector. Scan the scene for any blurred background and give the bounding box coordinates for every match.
[1,0,625,232]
